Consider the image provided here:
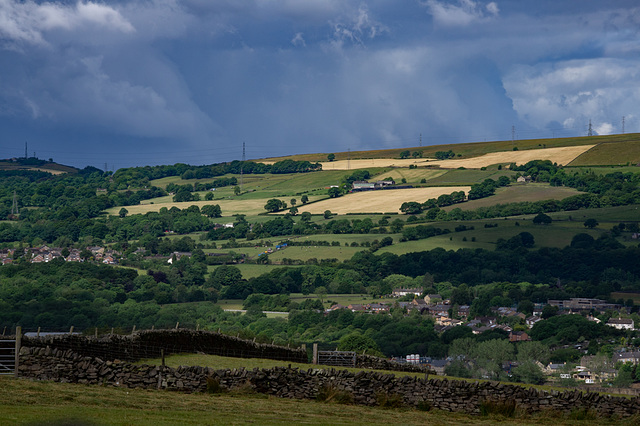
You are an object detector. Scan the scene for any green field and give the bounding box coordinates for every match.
[424,168,514,185]
[208,264,303,279]
[568,138,640,166]
[1,376,519,426]
[443,184,584,211]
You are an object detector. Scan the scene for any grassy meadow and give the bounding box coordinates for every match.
[4,375,628,426]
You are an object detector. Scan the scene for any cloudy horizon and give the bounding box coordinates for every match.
[0,0,638,169]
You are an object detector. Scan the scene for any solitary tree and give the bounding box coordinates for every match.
[327,153,336,162]
[301,194,309,204]
[532,213,552,225]
[234,186,241,196]
[119,207,128,218]
[584,218,599,228]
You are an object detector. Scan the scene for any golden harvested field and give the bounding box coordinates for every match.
[427,145,595,168]
[304,145,594,170]
[369,168,447,183]
[294,187,470,214]
[106,198,287,217]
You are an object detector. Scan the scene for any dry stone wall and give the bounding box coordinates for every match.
[23,329,307,363]
[18,346,640,418]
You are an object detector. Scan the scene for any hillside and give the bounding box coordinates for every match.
[0,158,77,174]
[258,133,640,166]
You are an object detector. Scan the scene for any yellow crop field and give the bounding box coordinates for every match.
[306,145,594,170]
[426,145,595,169]
[294,187,470,214]
[106,198,288,217]
[318,158,431,169]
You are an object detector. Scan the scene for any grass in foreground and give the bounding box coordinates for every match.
[2,375,636,426]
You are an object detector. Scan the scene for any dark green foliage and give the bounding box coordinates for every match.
[479,399,517,417]
[376,391,404,408]
[316,384,354,404]
[435,150,455,160]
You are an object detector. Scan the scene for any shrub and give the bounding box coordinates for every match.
[206,376,224,394]
[316,384,354,404]
[376,391,404,408]
[479,399,517,417]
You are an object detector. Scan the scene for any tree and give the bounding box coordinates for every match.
[315,286,327,304]
[399,150,410,159]
[201,204,222,218]
[337,332,383,356]
[324,210,333,219]
[289,206,298,216]
[264,199,286,212]
[204,192,214,201]
[301,195,309,204]
[234,186,241,196]
[327,153,335,162]
[328,187,342,198]
[290,198,297,206]
[119,207,128,218]
[532,213,552,225]
[584,218,599,229]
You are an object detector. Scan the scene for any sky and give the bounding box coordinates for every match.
[1,0,639,169]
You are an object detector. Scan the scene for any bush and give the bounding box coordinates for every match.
[316,384,354,404]
[479,399,517,417]
[376,391,404,408]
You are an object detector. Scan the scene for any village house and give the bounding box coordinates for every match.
[612,351,640,365]
[509,331,531,342]
[423,294,442,304]
[548,298,621,313]
[526,315,542,328]
[392,287,423,297]
[606,317,634,330]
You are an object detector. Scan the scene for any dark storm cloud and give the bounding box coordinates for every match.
[0,0,639,168]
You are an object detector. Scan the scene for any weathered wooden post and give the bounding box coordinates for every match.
[157,349,165,390]
[2,326,6,337]
[110,327,114,335]
[94,327,98,338]
[132,325,136,334]
[14,326,21,378]
[175,322,179,330]
[69,326,74,335]
[37,327,41,337]
[312,343,318,365]
[151,325,155,331]
[196,323,199,331]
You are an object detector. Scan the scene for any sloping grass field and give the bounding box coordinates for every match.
[442,184,585,211]
[4,375,629,425]
[568,138,640,166]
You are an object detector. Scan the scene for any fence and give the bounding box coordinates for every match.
[0,327,21,376]
[312,344,356,367]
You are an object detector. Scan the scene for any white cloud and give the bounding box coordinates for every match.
[329,5,387,49]
[291,32,306,47]
[426,0,499,27]
[0,0,134,47]
[594,122,613,135]
[504,58,640,134]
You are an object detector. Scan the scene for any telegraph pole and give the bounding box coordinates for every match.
[622,116,625,134]
[419,133,422,147]
[588,119,593,136]
[240,142,245,191]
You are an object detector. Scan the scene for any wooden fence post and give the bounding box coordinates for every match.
[175,322,179,330]
[94,327,98,338]
[312,343,318,365]
[14,326,21,378]
[132,325,136,334]
[37,327,41,337]
[157,349,165,390]
[69,326,74,335]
